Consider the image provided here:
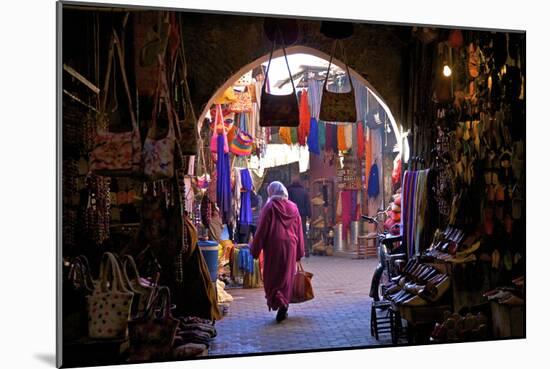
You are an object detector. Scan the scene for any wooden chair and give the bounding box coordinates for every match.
[357,232,378,259]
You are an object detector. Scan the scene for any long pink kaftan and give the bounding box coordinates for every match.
[250,198,305,311]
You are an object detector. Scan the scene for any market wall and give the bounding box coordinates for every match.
[134,11,409,130]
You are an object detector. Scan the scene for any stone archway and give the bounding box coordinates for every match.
[198,45,404,152]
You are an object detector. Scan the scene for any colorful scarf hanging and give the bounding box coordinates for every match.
[216,134,232,223]
[337,125,347,151]
[325,123,332,152]
[318,121,326,150]
[298,89,311,146]
[290,126,298,144]
[357,122,365,160]
[239,169,253,228]
[401,169,430,257]
[344,124,353,150]
[365,128,372,187]
[279,126,292,145]
[330,124,339,153]
[392,157,402,185]
[307,117,320,155]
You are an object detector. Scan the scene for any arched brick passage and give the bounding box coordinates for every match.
[180,13,408,127]
[196,45,402,147]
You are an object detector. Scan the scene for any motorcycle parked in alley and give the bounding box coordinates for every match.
[361,210,407,301]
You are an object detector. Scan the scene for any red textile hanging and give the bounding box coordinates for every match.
[357,122,364,159]
[298,90,310,146]
[392,158,402,185]
[364,128,372,188]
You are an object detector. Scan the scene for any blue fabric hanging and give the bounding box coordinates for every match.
[307,117,320,155]
[216,134,232,222]
[367,163,380,198]
[238,247,254,273]
[239,169,253,226]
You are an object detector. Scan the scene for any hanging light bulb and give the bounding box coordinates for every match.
[443,63,452,77]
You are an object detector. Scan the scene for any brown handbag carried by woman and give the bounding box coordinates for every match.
[290,261,314,303]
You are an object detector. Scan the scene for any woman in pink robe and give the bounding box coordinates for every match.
[251,181,305,322]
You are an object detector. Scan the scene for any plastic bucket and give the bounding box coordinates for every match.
[198,240,219,281]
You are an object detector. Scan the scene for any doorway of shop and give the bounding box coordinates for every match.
[198,47,406,355]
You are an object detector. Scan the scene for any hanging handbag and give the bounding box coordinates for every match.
[128,286,180,362]
[290,262,314,303]
[226,123,237,145]
[122,255,157,317]
[143,59,176,180]
[87,252,134,339]
[230,129,253,156]
[230,113,253,156]
[210,104,229,153]
[63,256,95,341]
[259,33,299,127]
[89,30,142,176]
[319,40,357,123]
[229,87,253,113]
[173,27,198,156]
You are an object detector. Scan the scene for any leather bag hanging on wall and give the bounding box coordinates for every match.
[143,59,176,181]
[259,32,299,127]
[89,30,142,176]
[173,13,198,156]
[87,252,134,339]
[128,286,179,362]
[319,40,357,123]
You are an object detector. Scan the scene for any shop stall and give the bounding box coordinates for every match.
[60,4,525,366]
[370,29,525,345]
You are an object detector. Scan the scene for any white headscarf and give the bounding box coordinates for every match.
[267,181,288,202]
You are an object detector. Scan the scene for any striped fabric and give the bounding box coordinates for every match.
[401,169,430,257]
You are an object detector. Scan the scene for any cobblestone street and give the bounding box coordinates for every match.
[209,256,394,356]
